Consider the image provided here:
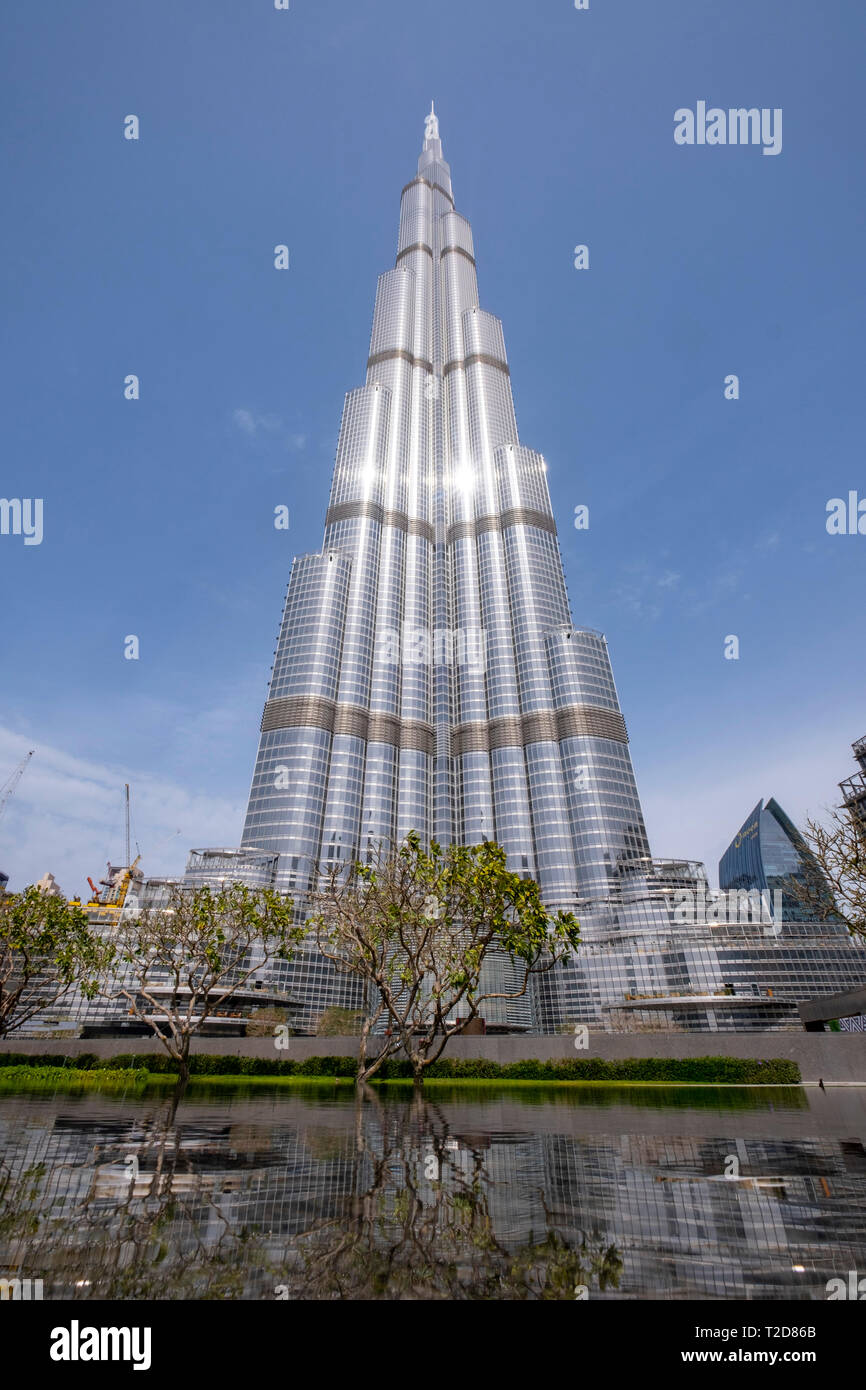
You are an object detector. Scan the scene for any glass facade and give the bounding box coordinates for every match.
[13,118,865,1042]
[30,850,293,1036]
[181,848,278,892]
[239,110,651,1032]
[719,798,834,924]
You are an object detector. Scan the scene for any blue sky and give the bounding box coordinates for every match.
[1,0,864,894]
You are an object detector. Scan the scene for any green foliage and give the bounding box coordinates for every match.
[311,832,581,1083]
[110,882,306,1072]
[316,1006,365,1036]
[0,888,115,1037]
[0,1052,801,1083]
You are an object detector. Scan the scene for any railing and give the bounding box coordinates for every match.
[840,771,866,805]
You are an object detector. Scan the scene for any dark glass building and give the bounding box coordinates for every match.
[719,798,831,924]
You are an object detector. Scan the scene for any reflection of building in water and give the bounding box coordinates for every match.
[4,1098,866,1299]
[542,1131,866,1298]
[0,1105,360,1297]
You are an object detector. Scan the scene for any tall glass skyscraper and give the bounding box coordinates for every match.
[239,109,652,1028]
[719,798,835,924]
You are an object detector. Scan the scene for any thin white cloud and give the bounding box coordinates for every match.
[232,408,282,436]
[232,409,307,452]
[0,725,242,896]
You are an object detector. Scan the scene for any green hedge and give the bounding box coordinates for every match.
[0,1065,148,1090]
[0,1052,800,1083]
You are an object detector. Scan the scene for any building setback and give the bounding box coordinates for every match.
[239,108,652,1030]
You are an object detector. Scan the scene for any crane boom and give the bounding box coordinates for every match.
[0,750,35,822]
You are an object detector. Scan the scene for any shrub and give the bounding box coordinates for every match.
[0,1051,802,1084]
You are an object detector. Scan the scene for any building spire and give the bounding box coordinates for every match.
[423,100,440,149]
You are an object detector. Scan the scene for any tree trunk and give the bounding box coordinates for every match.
[357,1013,373,1085]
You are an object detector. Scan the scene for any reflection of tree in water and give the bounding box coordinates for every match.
[0,1087,280,1300]
[0,1088,622,1300]
[281,1090,623,1300]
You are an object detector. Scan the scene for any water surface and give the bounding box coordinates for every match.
[1,1083,864,1299]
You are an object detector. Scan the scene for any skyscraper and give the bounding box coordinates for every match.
[239,108,653,1029]
[719,797,835,924]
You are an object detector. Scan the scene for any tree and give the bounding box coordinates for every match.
[108,883,305,1083]
[0,887,113,1038]
[309,833,580,1086]
[280,1089,621,1300]
[785,804,866,939]
[0,1086,620,1302]
[316,1006,365,1036]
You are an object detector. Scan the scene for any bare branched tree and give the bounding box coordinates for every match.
[281,1089,621,1300]
[108,883,305,1083]
[784,804,866,939]
[309,833,580,1086]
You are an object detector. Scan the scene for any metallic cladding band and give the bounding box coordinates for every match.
[324,500,552,543]
[401,176,455,207]
[443,352,510,378]
[440,245,476,266]
[451,706,629,755]
[447,507,557,542]
[367,348,434,373]
[261,695,435,755]
[324,500,435,543]
[396,242,433,262]
[325,499,383,527]
[261,698,627,750]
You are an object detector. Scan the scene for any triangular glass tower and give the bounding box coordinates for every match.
[241,107,653,1030]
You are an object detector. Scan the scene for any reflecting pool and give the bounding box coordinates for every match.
[1,1082,865,1299]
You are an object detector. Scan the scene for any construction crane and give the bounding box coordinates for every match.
[72,854,141,922]
[70,784,142,924]
[0,750,35,824]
